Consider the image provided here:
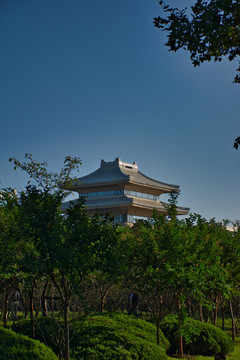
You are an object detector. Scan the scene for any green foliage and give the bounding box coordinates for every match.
[3,153,240,357]
[0,327,58,360]
[11,317,63,357]
[234,136,240,150]
[10,314,169,359]
[159,314,179,354]
[160,314,234,356]
[70,313,169,359]
[154,0,240,84]
[0,188,23,280]
[9,153,82,193]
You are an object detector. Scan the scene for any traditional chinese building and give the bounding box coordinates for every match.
[61,158,189,225]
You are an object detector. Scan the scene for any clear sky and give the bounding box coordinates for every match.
[1,0,239,222]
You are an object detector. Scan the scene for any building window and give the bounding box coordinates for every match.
[79,189,158,200]
[114,214,127,223]
[127,215,149,223]
[124,190,158,201]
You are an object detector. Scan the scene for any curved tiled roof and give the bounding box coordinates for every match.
[68,158,179,192]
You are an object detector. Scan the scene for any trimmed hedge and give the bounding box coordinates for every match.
[0,327,58,360]
[160,314,234,356]
[11,317,63,357]
[70,313,169,359]
[12,313,169,359]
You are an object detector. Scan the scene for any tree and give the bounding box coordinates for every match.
[9,153,82,192]
[125,216,173,347]
[219,222,240,340]
[0,189,24,327]
[233,136,240,149]
[124,193,200,354]
[154,0,240,83]
[9,154,82,360]
[8,154,123,360]
[18,185,64,339]
[154,1,240,147]
[86,213,125,313]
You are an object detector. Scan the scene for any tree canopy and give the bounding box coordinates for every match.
[154,1,240,148]
[154,0,240,84]
[1,154,240,358]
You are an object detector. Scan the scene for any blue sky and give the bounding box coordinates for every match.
[1,0,240,222]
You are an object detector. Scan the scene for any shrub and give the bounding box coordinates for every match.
[70,313,169,359]
[0,327,58,360]
[11,313,169,359]
[11,317,64,357]
[160,315,234,356]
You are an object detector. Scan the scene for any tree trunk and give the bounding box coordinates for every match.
[64,299,70,360]
[222,307,225,330]
[156,319,160,346]
[213,308,218,326]
[100,295,106,313]
[213,296,218,326]
[229,299,235,341]
[100,286,113,313]
[210,310,214,324]
[24,290,28,319]
[41,282,48,316]
[205,308,209,323]
[179,334,184,356]
[199,304,203,322]
[177,295,184,356]
[29,285,35,339]
[3,284,9,327]
[51,286,54,318]
[187,298,191,317]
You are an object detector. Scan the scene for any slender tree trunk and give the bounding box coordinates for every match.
[187,298,191,317]
[100,294,106,313]
[199,304,203,322]
[3,284,9,327]
[213,308,218,326]
[24,290,28,319]
[41,281,48,316]
[222,307,225,330]
[213,296,218,326]
[51,286,54,318]
[156,318,160,346]
[179,334,183,356]
[236,302,240,334]
[177,295,184,356]
[100,285,114,313]
[205,308,209,323]
[29,284,35,339]
[229,299,235,341]
[64,299,70,360]
[210,310,214,324]
[51,275,72,360]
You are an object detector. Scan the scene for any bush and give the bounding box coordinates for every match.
[70,313,169,359]
[160,314,234,356]
[0,327,58,360]
[11,313,169,359]
[11,317,64,357]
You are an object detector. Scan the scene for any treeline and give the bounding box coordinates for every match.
[1,155,240,360]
